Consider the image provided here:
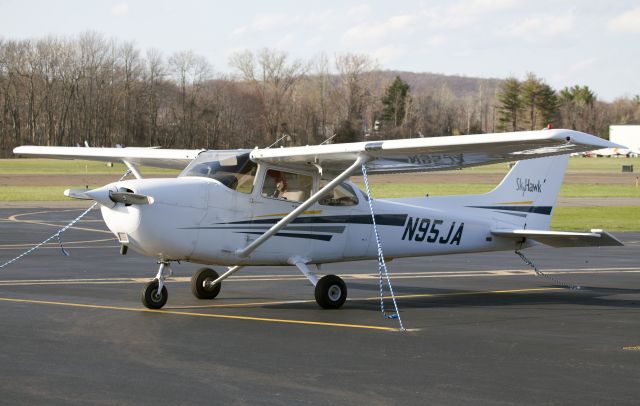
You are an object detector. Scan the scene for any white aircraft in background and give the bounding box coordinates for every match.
[584,147,637,157]
[13,129,624,310]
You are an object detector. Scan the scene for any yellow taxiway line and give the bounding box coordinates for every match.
[0,296,397,332]
[7,209,111,234]
[0,267,638,287]
[166,287,566,310]
[0,237,115,249]
[0,287,570,331]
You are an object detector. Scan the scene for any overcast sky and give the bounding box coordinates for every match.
[1,0,638,101]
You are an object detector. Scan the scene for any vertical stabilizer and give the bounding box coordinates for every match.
[477,155,569,230]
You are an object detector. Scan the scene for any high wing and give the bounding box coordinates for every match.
[491,229,623,247]
[250,129,621,175]
[14,129,621,174]
[13,146,204,170]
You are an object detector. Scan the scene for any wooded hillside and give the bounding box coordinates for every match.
[1,33,639,156]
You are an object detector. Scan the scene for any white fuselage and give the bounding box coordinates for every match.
[100,176,525,267]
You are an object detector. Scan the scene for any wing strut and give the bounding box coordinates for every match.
[122,159,143,179]
[236,154,371,258]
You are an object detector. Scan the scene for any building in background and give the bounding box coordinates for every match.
[610,125,640,155]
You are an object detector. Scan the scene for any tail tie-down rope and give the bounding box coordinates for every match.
[515,246,581,290]
[361,164,406,331]
[0,170,131,270]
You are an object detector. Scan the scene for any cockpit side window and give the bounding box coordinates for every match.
[261,169,313,203]
[235,162,257,194]
[180,151,257,194]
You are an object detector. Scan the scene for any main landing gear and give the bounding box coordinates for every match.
[191,267,221,299]
[140,261,348,310]
[291,259,348,309]
[314,274,348,309]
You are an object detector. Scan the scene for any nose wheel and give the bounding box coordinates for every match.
[141,280,168,309]
[141,261,172,309]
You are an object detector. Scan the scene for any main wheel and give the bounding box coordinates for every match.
[191,267,221,299]
[141,280,168,309]
[314,275,347,309]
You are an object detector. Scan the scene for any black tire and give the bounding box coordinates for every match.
[314,275,347,309]
[191,267,221,300]
[141,280,168,309]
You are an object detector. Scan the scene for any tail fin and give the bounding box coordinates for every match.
[479,155,569,230]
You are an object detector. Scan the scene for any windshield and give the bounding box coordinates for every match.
[180,150,257,193]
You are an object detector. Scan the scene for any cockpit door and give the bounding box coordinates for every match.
[248,166,316,258]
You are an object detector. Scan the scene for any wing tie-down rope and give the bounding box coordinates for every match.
[0,170,131,270]
[515,245,581,290]
[361,164,405,331]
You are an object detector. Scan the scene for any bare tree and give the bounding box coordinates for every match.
[0,33,633,156]
[168,50,212,147]
[311,52,332,141]
[230,48,307,143]
[332,53,378,141]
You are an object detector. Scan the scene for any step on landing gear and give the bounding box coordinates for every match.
[141,261,171,309]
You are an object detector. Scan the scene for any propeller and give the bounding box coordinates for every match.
[64,186,153,207]
[109,190,152,205]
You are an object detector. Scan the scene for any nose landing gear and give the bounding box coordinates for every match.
[141,280,168,309]
[141,261,171,309]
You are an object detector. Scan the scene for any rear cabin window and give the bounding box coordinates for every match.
[319,182,359,206]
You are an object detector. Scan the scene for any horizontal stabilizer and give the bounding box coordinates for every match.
[491,229,624,247]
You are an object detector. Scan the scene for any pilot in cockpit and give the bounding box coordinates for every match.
[264,170,287,198]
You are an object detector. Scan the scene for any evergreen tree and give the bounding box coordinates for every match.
[520,74,542,130]
[559,85,595,131]
[497,77,521,132]
[518,73,558,130]
[537,83,558,128]
[382,76,410,127]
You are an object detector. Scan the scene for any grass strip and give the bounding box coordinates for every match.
[0,186,100,201]
[550,206,640,231]
[0,159,178,175]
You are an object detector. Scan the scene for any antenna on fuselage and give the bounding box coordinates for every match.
[319,132,337,145]
[265,134,291,149]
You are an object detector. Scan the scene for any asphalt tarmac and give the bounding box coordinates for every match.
[0,207,639,405]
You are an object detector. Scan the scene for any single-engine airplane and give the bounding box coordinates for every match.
[13,129,624,310]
